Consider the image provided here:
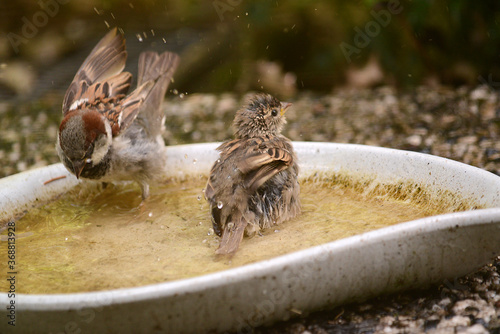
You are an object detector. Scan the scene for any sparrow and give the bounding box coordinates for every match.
[205,94,301,255]
[56,28,179,199]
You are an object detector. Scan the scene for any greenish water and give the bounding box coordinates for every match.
[0,174,476,294]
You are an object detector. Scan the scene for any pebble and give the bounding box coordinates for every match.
[406,134,422,146]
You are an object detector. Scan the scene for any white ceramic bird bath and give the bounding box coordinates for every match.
[0,142,499,333]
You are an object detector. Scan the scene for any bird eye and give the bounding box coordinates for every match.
[271,109,278,117]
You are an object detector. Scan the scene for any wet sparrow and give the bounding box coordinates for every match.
[57,28,179,199]
[205,94,301,255]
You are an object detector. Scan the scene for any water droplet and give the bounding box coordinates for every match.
[198,222,203,226]
[207,228,214,236]
[148,212,153,217]
[136,34,143,42]
[274,229,280,233]
[197,195,201,201]
[179,93,185,99]
[172,89,179,95]
[193,159,197,165]
[160,225,165,229]
[217,201,223,209]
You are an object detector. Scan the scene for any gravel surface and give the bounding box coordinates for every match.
[0,86,499,333]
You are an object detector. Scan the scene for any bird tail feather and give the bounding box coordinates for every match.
[215,216,248,255]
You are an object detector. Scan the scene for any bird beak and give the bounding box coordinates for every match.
[72,160,86,179]
[280,102,292,116]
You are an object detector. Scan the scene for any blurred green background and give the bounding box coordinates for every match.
[1,0,500,100]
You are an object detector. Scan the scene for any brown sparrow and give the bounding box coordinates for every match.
[56,28,179,199]
[205,94,301,255]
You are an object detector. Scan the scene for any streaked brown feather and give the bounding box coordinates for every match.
[216,138,240,156]
[104,72,132,96]
[204,179,215,205]
[135,51,180,138]
[118,81,154,132]
[62,28,128,115]
[215,215,247,255]
[244,161,288,192]
[236,137,293,174]
[73,73,131,107]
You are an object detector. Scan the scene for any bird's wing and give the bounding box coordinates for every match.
[62,28,129,115]
[207,137,293,198]
[205,138,243,202]
[123,51,179,137]
[116,81,154,132]
[237,137,294,192]
[204,139,237,203]
[214,138,240,155]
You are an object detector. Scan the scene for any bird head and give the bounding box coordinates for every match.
[233,93,292,138]
[57,109,112,178]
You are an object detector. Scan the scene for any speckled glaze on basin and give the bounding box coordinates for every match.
[1,142,499,334]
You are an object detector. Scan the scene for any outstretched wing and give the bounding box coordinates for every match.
[119,51,179,135]
[62,28,130,115]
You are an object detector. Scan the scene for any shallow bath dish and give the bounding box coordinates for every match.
[0,142,499,333]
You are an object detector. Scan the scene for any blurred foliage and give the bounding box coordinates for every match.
[1,0,500,97]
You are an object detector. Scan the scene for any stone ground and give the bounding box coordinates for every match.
[0,86,499,333]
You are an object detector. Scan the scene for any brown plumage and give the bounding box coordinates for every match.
[205,94,301,255]
[57,28,179,199]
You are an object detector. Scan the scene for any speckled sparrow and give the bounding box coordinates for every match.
[205,94,301,255]
[56,28,179,199]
